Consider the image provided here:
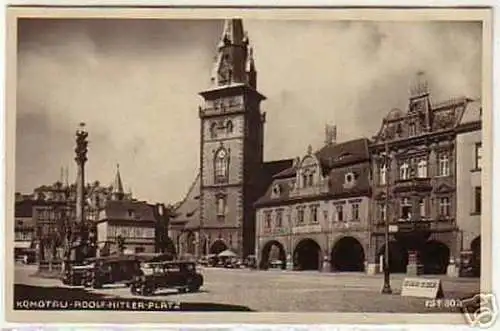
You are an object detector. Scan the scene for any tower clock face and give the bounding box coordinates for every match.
[218,149,227,158]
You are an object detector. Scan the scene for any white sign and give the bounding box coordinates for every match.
[401,277,444,299]
[292,224,322,234]
[389,225,399,233]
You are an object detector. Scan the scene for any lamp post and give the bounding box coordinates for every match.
[381,138,393,294]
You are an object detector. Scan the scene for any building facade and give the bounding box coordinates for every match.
[455,99,482,275]
[14,197,36,260]
[255,133,373,272]
[369,72,481,276]
[95,166,161,255]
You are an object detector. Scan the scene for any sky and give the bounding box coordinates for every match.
[16,18,482,204]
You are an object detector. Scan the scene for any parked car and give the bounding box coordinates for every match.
[62,261,95,286]
[130,261,204,296]
[82,255,143,289]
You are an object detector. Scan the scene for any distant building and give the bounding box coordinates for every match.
[95,165,157,255]
[255,133,372,272]
[14,198,36,259]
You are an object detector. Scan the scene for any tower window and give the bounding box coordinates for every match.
[214,148,229,183]
[226,120,233,134]
[216,196,227,222]
[210,122,217,139]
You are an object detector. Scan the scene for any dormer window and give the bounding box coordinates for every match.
[271,184,281,198]
[345,173,354,184]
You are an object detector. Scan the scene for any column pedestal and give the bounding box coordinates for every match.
[447,257,458,277]
[406,250,424,276]
[286,254,293,270]
[322,256,330,272]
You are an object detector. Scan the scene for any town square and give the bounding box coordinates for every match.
[12,17,483,314]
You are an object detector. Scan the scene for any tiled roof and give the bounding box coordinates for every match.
[458,99,481,125]
[315,138,370,174]
[99,199,156,222]
[172,173,201,229]
[15,199,34,218]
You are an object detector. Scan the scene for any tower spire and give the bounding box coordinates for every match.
[211,19,256,88]
[112,163,124,201]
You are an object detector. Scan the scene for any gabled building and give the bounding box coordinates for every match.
[369,72,481,276]
[95,165,159,255]
[255,128,373,272]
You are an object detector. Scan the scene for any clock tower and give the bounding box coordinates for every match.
[198,19,266,258]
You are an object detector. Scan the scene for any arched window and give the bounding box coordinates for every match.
[214,148,229,183]
[226,120,233,134]
[210,122,217,139]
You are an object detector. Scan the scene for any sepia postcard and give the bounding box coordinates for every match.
[4,5,495,326]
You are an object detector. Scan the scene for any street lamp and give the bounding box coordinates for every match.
[381,137,393,294]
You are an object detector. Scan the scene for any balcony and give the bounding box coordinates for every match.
[198,104,244,118]
[393,177,432,193]
[289,179,329,198]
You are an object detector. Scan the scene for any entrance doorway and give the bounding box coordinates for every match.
[260,240,287,269]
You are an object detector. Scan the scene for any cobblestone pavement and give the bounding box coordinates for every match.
[14,264,480,312]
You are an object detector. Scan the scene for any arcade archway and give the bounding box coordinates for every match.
[260,240,287,269]
[210,240,228,255]
[293,238,321,271]
[331,237,365,272]
[377,241,408,273]
[421,240,450,274]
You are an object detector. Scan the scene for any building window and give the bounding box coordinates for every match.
[419,199,426,218]
[226,120,233,134]
[308,174,314,186]
[302,174,308,188]
[310,205,318,223]
[345,172,355,185]
[271,184,281,198]
[379,163,387,185]
[210,122,217,139]
[264,211,272,228]
[475,143,482,170]
[216,196,226,217]
[351,203,360,221]
[401,197,412,220]
[409,123,416,136]
[417,158,428,178]
[128,209,134,218]
[400,161,410,180]
[276,210,283,227]
[297,208,304,224]
[214,148,229,183]
[135,247,145,254]
[336,205,344,222]
[439,197,451,217]
[438,153,450,176]
[379,203,386,223]
[474,187,481,214]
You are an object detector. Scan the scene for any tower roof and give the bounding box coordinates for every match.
[210,18,256,88]
[112,164,125,200]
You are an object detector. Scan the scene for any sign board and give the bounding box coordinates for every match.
[401,277,444,299]
[388,225,399,233]
[292,224,322,234]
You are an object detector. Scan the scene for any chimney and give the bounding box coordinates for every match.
[325,124,337,146]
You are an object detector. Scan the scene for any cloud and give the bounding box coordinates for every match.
[15,19,482,203]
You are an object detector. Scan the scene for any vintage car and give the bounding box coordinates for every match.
[62,261,95,286]
[130,261,204,296]
[82,255,144,289]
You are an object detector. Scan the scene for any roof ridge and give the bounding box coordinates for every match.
[174,172,201,211]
